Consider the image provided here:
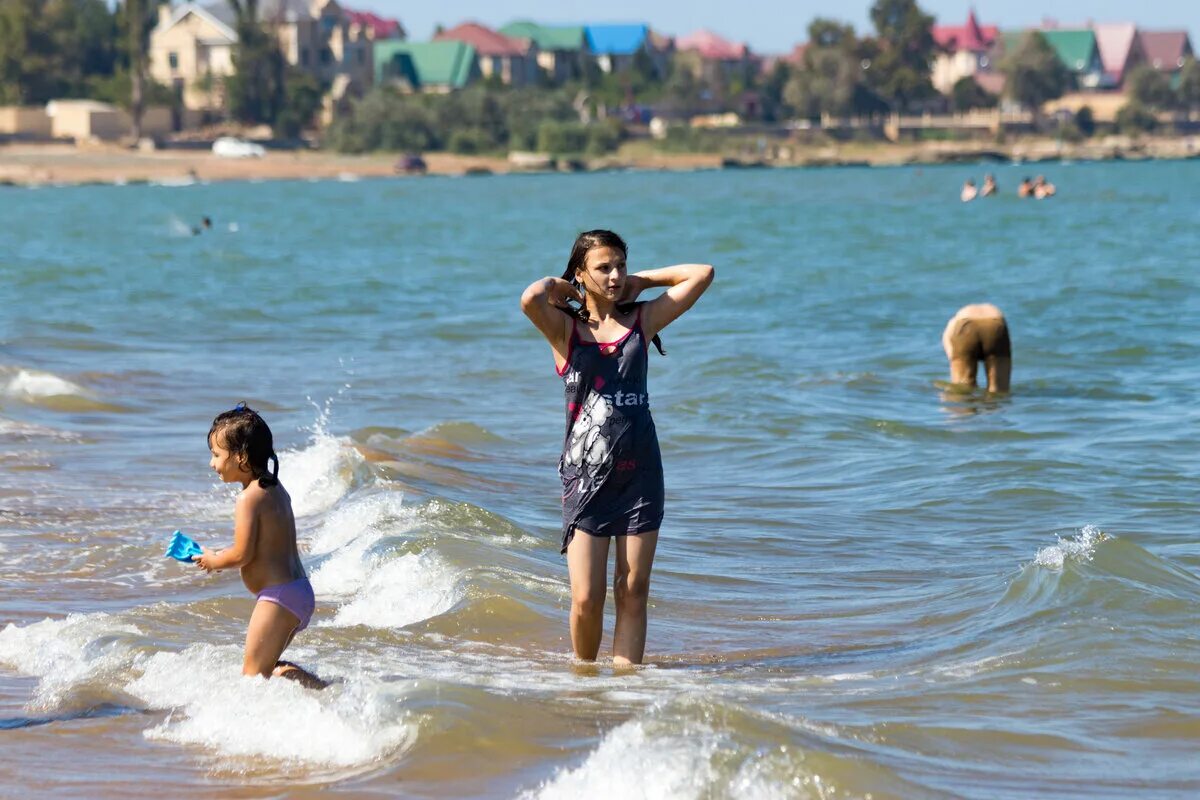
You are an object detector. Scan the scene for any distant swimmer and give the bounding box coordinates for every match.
[981,174,997,197]
[191,216,213,236]
[961,179,978,202]
[1018,177,1034,198]
[191,404,327,689]
[1033,175,1056,199]
[941,304,1011,393]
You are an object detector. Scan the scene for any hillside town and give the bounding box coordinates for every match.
[0,1,1197,169]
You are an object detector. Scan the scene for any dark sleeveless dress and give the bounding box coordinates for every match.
[557,308,664,553]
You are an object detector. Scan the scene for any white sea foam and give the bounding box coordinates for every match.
[522,717,722,800]
[129,645,416,768]
[0,613,143,706]
[0,614,415,769]
[301,490,462,629]
[0,367,89,400]
[325,552,463,629]
[1035,524,1107,570]
[282,430,369,517]
[0,416,79,441]
[306,492,415,558]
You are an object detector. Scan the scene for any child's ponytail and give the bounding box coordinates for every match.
[260,451,280,488]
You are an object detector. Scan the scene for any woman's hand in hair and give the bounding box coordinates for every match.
[544,277,583,310]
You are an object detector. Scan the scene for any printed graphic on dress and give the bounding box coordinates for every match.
[564,389,615,479]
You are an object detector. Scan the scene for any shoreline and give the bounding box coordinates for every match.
[1,136,1197,187]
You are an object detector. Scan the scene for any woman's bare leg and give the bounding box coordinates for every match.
[566,530,610,661]
[613,530,658,665]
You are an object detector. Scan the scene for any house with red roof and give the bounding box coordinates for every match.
[434,21,538,86]
[931,9,1000,95]
[1137,31,1194,82]
[342,8,405,42]
[675,29,753,84]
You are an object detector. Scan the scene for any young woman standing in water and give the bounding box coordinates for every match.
[521,230,714,665]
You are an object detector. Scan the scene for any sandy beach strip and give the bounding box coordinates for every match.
[1,137,1195,187]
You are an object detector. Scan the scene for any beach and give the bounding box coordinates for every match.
[0,162,1198,798]
[1,135,1197,187]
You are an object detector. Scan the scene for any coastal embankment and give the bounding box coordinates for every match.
[0,135,1196,186]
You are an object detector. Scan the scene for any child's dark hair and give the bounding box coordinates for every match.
[560,229,666,355]
[208,403,279,487]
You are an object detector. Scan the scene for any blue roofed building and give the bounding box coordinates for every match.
[584,23,667,76]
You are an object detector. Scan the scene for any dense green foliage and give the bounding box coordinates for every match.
[950,76,997,111]
[326,86,623,155]
[865,0,936,110]
[1116,100,1158,133]
[1000,31,1071,111]
[0,0,118,103]
[1127,65,1175,110]
[1179,58,1200,110]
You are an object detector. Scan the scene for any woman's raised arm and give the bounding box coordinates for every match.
[634,264,715,340]
[521,277,579,351]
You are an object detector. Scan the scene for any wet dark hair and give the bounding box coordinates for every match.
[559,229,666,355]
[208,403,279,487]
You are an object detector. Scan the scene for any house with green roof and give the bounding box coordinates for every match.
[373,40,479,92]
[1040,29,1103,89]
[499,21,588,82]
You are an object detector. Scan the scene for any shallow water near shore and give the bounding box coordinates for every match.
[1,161,1199,798]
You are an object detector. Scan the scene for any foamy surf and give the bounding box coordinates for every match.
[130,645,416,769]
[0,613,417,770]
[323,552,463,629]
[0,367,90,401]
[1034,524,1107,569]
[0,613,144,708]
[281,429,370,517]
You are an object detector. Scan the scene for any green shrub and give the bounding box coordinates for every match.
[537,120,588,154]
[1116,101,1157,134]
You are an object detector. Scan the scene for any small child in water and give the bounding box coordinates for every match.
[194,404,324,688]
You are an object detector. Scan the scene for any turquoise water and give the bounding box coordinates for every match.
[1,162,1198,798]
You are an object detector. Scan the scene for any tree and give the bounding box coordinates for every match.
[866,0,936,111]
[1126,65,1174,110]
[225,0,286,126]
[118,0,157,139]
[1074,105,1095,136]
[0,0,118,104]
[950,76,997,111]
[1000,31,1070,114]
[783,18,864,120]
[1176,58,1200,111]
[1116,100,1157,134]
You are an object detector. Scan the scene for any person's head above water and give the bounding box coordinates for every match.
[208,403,279,487]
[559,229,665,354]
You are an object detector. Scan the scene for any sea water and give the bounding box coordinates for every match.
[1,161,1198,798]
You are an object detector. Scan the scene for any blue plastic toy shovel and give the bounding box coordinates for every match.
[166,530,203,562]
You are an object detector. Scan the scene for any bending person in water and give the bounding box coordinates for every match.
[194,404,326,688]
[520,230,714,666]
[941,303,1011,393]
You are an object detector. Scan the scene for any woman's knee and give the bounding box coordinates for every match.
[571,584,606,616]
[614,570,651,606]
